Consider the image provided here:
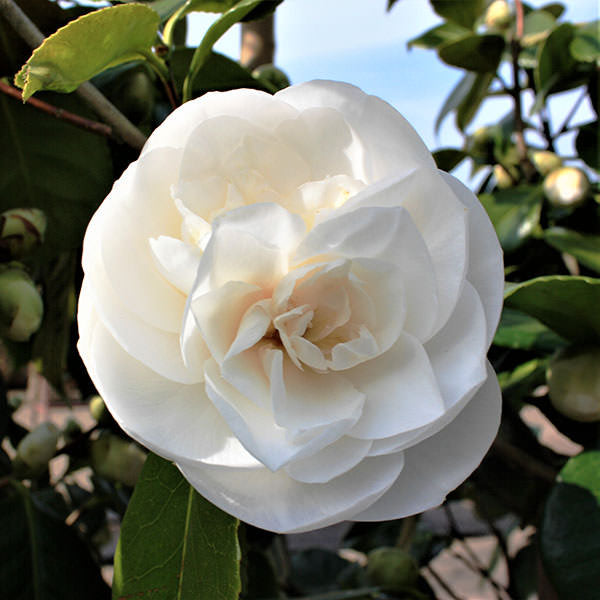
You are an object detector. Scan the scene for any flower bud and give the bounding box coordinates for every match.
[543,167,590,208]
[88,394,108,423]
[0,208,46,259]
[548,346,600,422]
[493,164,513,189]
[366,547,419,593]
[531,151,562,176]
[485,0,513,29]
[16,422,60,471]
[90,434,146,486]
[0,265,43,342]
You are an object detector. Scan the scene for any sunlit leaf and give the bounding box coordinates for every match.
[407,22,469,49]
[544,227,600,273]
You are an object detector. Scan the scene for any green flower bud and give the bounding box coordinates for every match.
[366,547,419,593]
[252,64,291,92]
[16,422,59,471]
[88,394,108,423]
[548,346,600,422]
[91,434,146,487]
[543,167,590,208]
[493,164,513,189]
[0,265,43,342]
[531,150,562,176]
[485,0,513,29]
[0,208,46,259]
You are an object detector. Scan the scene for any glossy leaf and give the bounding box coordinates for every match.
[432,148,468,171]
[15,5,160,100]
[504,276,600,342]
[435,71,476,134]
[0,482,110,600]
[113,452,241,600]
[430,0,486,29]
[0,92,112,253]
[494,308,566,352]
[457,71,495,131]
[575,121,600,171]
[570,20,600,63]
[540,451,600,600]
[479,186,543,252]
[438,34,505,73]
[407,22,469,49]
[544,227,600,273]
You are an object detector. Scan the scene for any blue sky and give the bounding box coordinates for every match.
[188,0,598,184]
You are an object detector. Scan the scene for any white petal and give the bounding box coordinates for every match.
[353,363,501,521]
[276,80,435,182]
[285,436,373,484]
[177,451,405,533]
[85,314,252,466]
[440,172,504,347]
[225,299,271,360]
[149,236,202,296]
[348,334,445,439]
[142,88,299,155]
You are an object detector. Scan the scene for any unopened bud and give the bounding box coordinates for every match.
[91,434,146,487]
[0,208,46,259]
[485,0,513,29]
[531,151,562,176]
[0,265,43,342]
[16,422,59,471]
[366,547,419,593]
[548,346,600,422]
[543,167,590,208]
[493,164,513,189]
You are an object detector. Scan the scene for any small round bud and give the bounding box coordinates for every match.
[91,435,146,486]
[485,0,513,29]
[16,422,60,471]
[531,151,562,176]
[543,167,590,208]
[366,547,419,593]
[548,346,600,422]
[493,164,513,189]
[0,265,43,342]
[89,394,108,423]
[0,208,46,259]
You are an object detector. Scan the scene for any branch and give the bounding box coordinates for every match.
[0,80,113,137]
[0,0,147,150]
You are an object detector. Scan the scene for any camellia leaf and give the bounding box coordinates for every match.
[407,22,470,50]
[575,121,600,171]
[544,227,600,273]
[113,452,241,600]
[435,71,476,134]
[540,451,600,600]
[521,9,556,47]
[438,34,505,73]
[456,71,495,131]
[432,148,468,171]
[570,20,600,63]
[479,186,543,252]
[0,92,112,253]
[430,0,486,29]
[538,3,565,19]
[504,275,600,342]
[0,482,110,599]
[494,307,566,352]
[14,5,160,100]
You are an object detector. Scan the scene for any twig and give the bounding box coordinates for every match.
[395,515,417,550]
[0,0,147,150]
[539,107,556,152]
[556,88,587,136]
[425,564,464,600]
[0,80,113,137]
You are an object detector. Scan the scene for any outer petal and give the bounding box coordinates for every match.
[440,171,504,347]
[353,362,501,521]
[275,80,435,182]
[177,451,405,533]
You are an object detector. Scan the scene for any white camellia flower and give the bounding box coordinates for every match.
[78,81,503,533]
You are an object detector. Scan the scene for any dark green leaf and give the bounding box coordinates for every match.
[438,34,505,73]
[497,358,548,403]
[510,542,539,600]
[538,3,565,19]
[544,227,600,273]
[0,92,112,253]
[494,308,566,351]
[0,482,110,600]
[540,451,600,600]
[435,71,476,134]
[430,0,486,29]
[456,71,495,131]
[432,148,468,171]
[407,22,470,50]
[575,120,599,171]
[504,275,600,342]
[479,186,543,252]
[113,452,241,600]
[570,20,600,63]
[15,5,160,100]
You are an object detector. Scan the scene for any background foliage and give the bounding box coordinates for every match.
[0,0,598,598]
